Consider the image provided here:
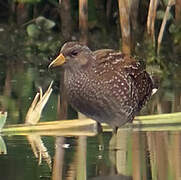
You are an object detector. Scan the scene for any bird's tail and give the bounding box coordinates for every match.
[150,75,160,95]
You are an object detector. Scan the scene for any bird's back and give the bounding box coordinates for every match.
[92,49,153,126]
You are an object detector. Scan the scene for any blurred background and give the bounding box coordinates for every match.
[0,1,181,180]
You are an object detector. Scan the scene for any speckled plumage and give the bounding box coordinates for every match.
[49,42,153,129]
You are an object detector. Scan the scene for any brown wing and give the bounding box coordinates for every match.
[93,49,146,81]
[93,49,153,111]
[93,50,138,123]
[121,55,153,110]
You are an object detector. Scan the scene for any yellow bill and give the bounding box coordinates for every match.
[48,53,66,68]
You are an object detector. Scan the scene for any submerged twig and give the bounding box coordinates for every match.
[27,135,52,169]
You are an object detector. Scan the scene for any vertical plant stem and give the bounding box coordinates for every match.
[76,136,87,180]
[52,137,65,180]
[118,0,131,54]
[79,0,88,45]
[130,0,139,53]
[132,132,148,180]
[116,129,129,175]
[59,0,72,40]
[157,0,175,55]
[58,71,68,120]
[147,0,159,43]
[106,0,112,20]
[175,0,181,23]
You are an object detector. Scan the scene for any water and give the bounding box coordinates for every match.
[0,131,181,179]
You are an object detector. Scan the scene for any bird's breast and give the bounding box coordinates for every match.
[64,69,137,119]
[64,70,113,119]
[64,71,97,105]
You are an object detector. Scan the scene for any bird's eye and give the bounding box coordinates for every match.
[71,50,78,56]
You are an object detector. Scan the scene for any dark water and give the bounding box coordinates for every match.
[1,131,181,180]
[0,30,181,180]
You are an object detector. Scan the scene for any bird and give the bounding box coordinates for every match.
[49,42,153,131]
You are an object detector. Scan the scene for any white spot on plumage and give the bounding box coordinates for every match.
[151,88,158,95]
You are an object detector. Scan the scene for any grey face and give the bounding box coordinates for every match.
[60,42,94,69]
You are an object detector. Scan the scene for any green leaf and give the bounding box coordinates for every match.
[157,10,165,19]
[163,0,169,5]
[26,24,40,38]
[157,10,173,20]
[169,24,176,33]
[35,16,56,31]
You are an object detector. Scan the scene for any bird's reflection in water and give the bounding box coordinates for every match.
[25,127,151,180]
[50,129,132,180]
[109,129,130,173]
[89,129,132,180]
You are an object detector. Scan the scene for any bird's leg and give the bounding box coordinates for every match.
[112,127,118,134]
[97,122,104,151]
[109,131,117,150]
[109,126,119,150]
[97,122,103,133]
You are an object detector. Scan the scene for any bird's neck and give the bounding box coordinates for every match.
[64,68,91,96]
[66,61,95,75]
[65,66,92,82]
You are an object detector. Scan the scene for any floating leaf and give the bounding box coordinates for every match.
[35,16,55,31]
[26,24,40,38]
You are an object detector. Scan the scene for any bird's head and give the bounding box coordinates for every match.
[49,42,94,70]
